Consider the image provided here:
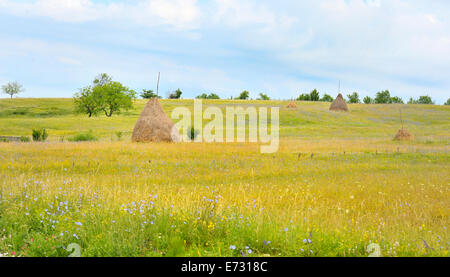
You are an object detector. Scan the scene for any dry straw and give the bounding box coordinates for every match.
[394,128,414,140]
[131,98,180,142]
[394,108,413,140]
[286,101,298,109]
[329,93,349,111]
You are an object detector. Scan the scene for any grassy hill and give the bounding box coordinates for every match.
[1,98,449,144]
[0,98,448,257]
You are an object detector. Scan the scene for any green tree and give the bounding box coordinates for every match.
[94,81,136,117]
[363,96,373,104]
[374,90,392,104]
[445,98,450,105]
[309,89,320,101]
[140,89,161,99]
[347,92,360,103]
[408,95,434,104]
[258,93,270,100]
[320,94,333,102]
[237,90,250,100]
[196,93,208,99]
[169,89,182,99]
[296,93,310,101]
[93,73,112,87]
[416,95,434,104]
[2,81,25,99]
[196,93,220,99]
[390,96,404,104]
[207,93,220,99]
[73,86,101,117]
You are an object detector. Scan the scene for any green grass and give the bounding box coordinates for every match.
[67,130,98,142]
[0,98,448,257]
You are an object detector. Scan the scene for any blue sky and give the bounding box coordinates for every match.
[0,0,449,103]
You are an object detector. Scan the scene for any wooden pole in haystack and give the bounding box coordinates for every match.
[156,72,160,97]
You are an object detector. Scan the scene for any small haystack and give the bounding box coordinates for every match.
[286,101,298,109]
[394,128,414,141]
[131,98,181,142]
[329,93,348,112]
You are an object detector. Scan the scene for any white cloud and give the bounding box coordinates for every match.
[0,0,202,29]
[58,57,82,66]
[0,0,449,102]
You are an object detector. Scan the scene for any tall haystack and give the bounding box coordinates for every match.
[132,98,181,142]
[329,93,348,111]
[394,128,414,141]
[286,101,298,109]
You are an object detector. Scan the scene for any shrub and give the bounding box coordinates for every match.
[68,130,98,142]
[297,93,310,101]
[297,89,320,101]
[196,93,220,99]
[363,96,373,104]
[20,136,30,142]
[32,128,48,141]
[445,98,450,105]
[258,93,270,100]
[237,90,250,100]
[374,90,392,104]
[140,89,161,99]
[390,96,404,104]
[408,96,434,105]
[169,89,182,99]
[309,89,320,101]
[347,92,360,103]
[187,126,199,141]
[320,94,333,102]
[116,131,123,141]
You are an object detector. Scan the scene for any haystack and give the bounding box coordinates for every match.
[132,98,181,142]
[286,101,298,109]
[394,128,414,141]
[329,93,348,111]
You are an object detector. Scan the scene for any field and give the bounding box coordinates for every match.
[0,98,449,257]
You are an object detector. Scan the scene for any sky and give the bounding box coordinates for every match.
[0,0,449,103]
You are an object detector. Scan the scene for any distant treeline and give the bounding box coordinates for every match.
[140,87,446,105]
[3,75,449,105]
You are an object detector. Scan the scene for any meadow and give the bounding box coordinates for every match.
[0,98,449,257]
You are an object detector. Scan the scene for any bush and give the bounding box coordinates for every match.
[116,131,123,141]
[140,89,161,99]
[363,96,373,104]
[320,94,333,102]
[297,89,320,101]
[258,93,270,100]
[237,90,250,100]
[296,93,310,101]
[196,93,220,99]
[68,130,98,142]
[374,90,392,104]
[20,136,30,142]
[169,89,182,99]
[187,126,199,141]
[32,128,48,142]
[408,96,434,105]
[390,96,404,104]
[347,92,360,103]
[309,89,320,101]
[445,98,450,105]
